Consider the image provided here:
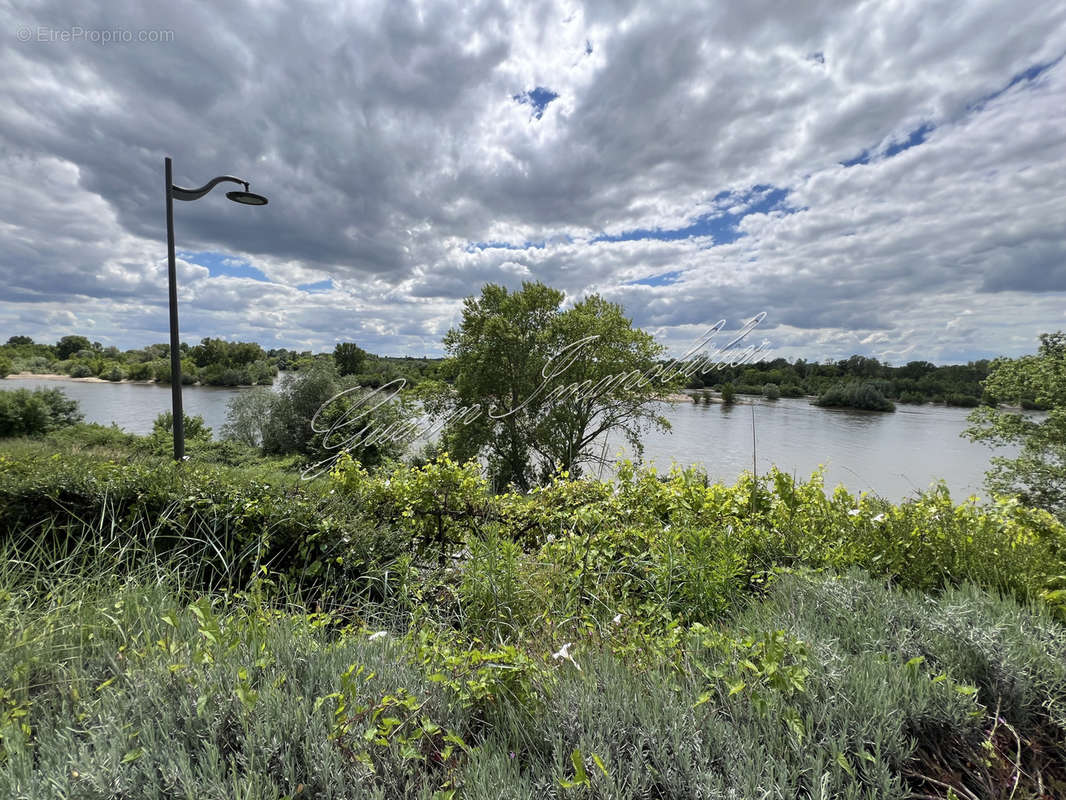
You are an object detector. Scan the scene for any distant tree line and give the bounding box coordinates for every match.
[683,354,1010,408]
[0,333,1038,412]
[0,334,444,388]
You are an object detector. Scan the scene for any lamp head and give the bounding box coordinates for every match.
[226,189,268,206]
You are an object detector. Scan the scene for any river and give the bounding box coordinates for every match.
[6,376,1013,503]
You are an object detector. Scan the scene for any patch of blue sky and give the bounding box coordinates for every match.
[297,278,333,292]
[629,270,683,286]
[179,250,270,282]
[841,57,1062,168]
[466,240,547,253]
[594,185,791,247]
[513,86,559,119]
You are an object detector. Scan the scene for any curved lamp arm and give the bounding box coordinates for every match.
[171,175,249,202]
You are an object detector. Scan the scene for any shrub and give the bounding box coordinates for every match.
[102,365,124,382]
[0,356,11,378]
[720,383,736,405]
[945,393,979,407]
[0,453,406,602]
[0,388,83,437]
[151,410,212,441]
[762,383,781,400]
[253,363,411,470]
[779,383,804,397]
[125,361,154,381]
[814,381,895,411]
[68,363,93,378]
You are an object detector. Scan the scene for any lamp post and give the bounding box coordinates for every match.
[164,156,268,461]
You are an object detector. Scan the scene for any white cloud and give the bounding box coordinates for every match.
[0,0,1063,361]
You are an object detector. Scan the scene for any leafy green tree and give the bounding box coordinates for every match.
[720,383,736,405]
[55,335,92,360]
[0,356,11,378]
[5,336,32,346]
[965,332,1066,520]
[190,338,266,369]
[435,282,674,491]
[333,342,369,376]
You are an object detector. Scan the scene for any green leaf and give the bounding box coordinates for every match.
[591,752,609,777]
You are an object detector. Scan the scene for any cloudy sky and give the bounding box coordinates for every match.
[2,0,1065,363]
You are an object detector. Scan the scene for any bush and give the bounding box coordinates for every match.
[945,393,979,407]
[19,356,53,374]
[779,383,804,398]
[102,365,124,382]
[0,388,83,437]
[0,453,406,602]
[125,361,154,381]
[720,382,736,405]
[0,356,11,378]
[68,363,93,378]
[814,382,895,411]
[899,391,926,404]
[151,410,212,441]
[253,363,411,470]
[762,383,781,400]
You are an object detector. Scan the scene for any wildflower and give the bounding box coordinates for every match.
[872,513,886,523]
[848,508,862,516]
[612,612,623,625]
[552,642,581,671]
[546,533,556,543]
[368,630,389,642]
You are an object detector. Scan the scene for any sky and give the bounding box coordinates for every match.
[1,0,1065,364]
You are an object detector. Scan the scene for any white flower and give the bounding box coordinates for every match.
[872,513,886,523]
[612,613,623,625]
[368,630,389,642]
[546,533,556,543]
[552,642,581,670]
[848,508,862,517]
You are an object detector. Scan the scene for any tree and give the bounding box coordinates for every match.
[55,335,92,360]
[434,282,675,491]
[6,336,32,346]
[189,338,265,368]
[0,356,11,378]
[333,342,369,376]
[965,332,1066,521]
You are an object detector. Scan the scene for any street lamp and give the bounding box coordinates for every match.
[164,156,268,461]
